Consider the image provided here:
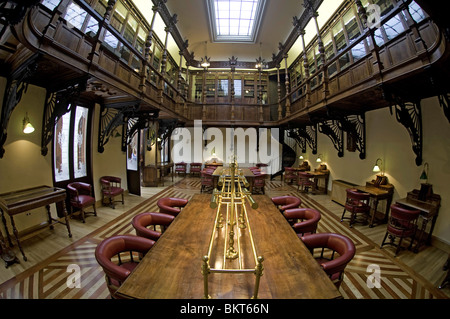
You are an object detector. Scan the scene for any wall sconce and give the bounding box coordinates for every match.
[420,162,429,184]
[299,155,304,160]
[23,112,35,134]
[372,158,383,174]
[316,154,322,163]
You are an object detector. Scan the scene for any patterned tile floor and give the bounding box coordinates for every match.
[0,178,448,299]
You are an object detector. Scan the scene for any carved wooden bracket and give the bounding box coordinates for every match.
[287,124,317,155]
[98,101,159,153]
[97,105,125,153]
[0,53,39,158]
[41,77,88,156]
[390,98,423,166]
[318,119,344,157]
[337,113,366,160]
[437,93,450,123]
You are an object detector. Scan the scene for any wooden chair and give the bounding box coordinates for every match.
[301,233,356,289]
[340,188,371,227]
[283,167,297,184]
[380,204,421,256]
[175,162,187,177]
[297,172,315,193]
[67,182,97,223]
[200,170,214,193]
[100,176,124,209]
[95,235,155,298]
[252,173,266,194]
[190,162,202,177]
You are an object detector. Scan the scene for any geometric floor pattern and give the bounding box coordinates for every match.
[0,178,448,299]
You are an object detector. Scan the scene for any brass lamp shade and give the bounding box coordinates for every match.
[420,162,429,183]
[373,158,382,173]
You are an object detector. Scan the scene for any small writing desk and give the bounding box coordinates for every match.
[0,185,72,261]
[304,170,330,195]
[396,189,441,252]
[355,185,393,228]
[116,194,341,299]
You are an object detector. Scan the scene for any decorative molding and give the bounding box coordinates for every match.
[318,119,344,157]
[0,53,39,158]
[437,93,450,123]
[337,113,366,160]
[390,98,423,166]
[287,124,317,155]
[41,77,88,156]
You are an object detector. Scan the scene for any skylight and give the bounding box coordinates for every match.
[207,0,266,43]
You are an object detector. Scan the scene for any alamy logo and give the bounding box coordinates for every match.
[366,264,381,288]
[66,264,81,288]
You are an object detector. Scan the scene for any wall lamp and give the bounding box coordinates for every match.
[372,158,383,174]
[316,154,322,163]
[420,162,429,184]
[23,112,35,134]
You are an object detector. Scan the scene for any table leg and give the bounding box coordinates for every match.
[414,216,428,253]
[0,210,13,247]
[369,198,379,228]
[46,204,54,230]
[61,200,72,238]
[383,195,393,224]
[9,216,26,261]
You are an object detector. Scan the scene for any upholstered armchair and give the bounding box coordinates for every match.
[95,235,155,298]
[157,197,189,217]
[380,204,421,256]
[132,212,175,241]
[100,176,124,209]
[271,195,302,213]
[340,188,371,227]
[190,163,202,176]
[67,182,97,223]
[175,162,187,177]
[301,233,356,289]
[283,208,321,236]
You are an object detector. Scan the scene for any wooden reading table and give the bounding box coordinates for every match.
[355,185,393,228]
[395,188,441,253]
[0,185,72,262]
[116,194,341,299]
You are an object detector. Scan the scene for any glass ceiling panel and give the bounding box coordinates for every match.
[208,0,266,43]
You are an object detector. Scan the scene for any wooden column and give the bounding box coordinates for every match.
[284,54,290,117]
[140,3,161,92]
[354,0,383,77]
[300,29,311,108]
[87,0,116,64]
[277,64,282,120]
[312,11,329,98]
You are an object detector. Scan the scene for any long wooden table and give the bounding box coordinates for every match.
[0,185,72,262]
[116,194,341,299]
[212,167,256,192]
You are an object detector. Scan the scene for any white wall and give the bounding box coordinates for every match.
[297,97,450,246]
[171,125,282,174]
